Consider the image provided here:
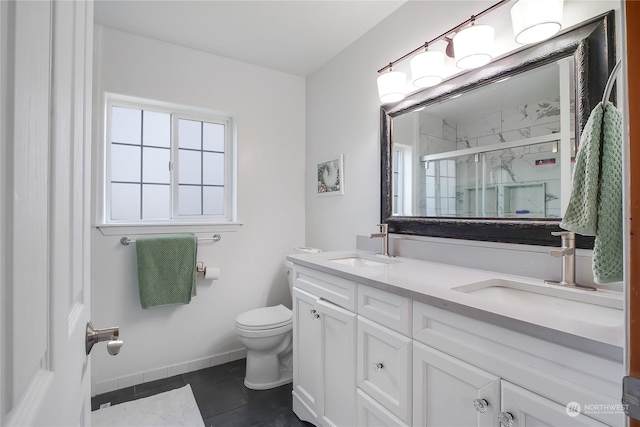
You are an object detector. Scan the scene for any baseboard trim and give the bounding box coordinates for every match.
[92,348,247,396]
[292,390,318,426]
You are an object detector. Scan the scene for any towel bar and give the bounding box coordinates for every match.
[120,234,221,246]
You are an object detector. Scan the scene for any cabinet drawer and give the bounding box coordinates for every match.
[501,381,610,426]
[357,316,412,424]
[358,284,411,336]
[294,265,357,311]
[357,389,410,427]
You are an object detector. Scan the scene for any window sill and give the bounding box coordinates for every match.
[96,221,243,236]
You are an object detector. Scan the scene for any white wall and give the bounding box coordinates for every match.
[91,26,305,394]
[306,0,622,252]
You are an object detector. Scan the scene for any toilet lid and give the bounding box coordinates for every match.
[236,304,293,330]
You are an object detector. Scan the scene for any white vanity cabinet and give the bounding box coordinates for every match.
[292,267,358,427]
[412,343,609,427]
[290,260,623,427]
[412,301,621,427]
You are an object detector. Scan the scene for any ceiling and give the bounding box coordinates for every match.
[94,0,407,77]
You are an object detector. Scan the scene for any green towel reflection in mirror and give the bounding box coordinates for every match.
[135,234,198,308]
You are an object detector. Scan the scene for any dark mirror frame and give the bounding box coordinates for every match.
[381,11,615,249]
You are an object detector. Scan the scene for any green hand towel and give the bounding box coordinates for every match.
[560,104,603,236]
[136,234,197,309]
[561,101,623,284]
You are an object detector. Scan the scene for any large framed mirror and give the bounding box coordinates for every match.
[381,11,615,248]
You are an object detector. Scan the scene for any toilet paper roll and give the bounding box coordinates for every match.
[204,266,220,280]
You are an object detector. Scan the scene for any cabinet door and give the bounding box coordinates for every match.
[293,287,321,419]
[317,299,357,427]
[358,316,413,424]
[500,381,609,427]
[413,341,500,427]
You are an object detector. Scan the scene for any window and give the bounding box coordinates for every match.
[98,95,238,230]
[392,143,413,216]
[424,160,456,217]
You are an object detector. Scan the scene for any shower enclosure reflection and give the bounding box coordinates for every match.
[392,59,575,219]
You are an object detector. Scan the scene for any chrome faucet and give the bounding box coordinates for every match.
[370,223,392,257]
[545,231,596,291]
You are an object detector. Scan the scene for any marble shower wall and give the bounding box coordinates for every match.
[417,96,574,218]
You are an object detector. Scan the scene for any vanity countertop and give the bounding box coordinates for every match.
[287,250,624,361]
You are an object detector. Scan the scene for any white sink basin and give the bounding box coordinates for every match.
[452,279,623,327]
[330,257,388,267]
[327,254,398,268]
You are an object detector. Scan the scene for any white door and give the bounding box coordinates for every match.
[412,341,500,427]
[1,1,94,425]
[500,381,608,427]
[317,298,357,427]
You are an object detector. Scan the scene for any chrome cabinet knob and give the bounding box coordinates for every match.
[310,309,316,315]
[313,314,320,319]
[473,398,488,414]
[498,411,514,427]
[374,362,384,372]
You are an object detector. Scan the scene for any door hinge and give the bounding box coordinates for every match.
[622,376,640,420]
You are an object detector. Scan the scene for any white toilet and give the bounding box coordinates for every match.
[235,260,296,390]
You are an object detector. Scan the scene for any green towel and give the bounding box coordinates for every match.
[136,234,197,308]
[560,101,623,283]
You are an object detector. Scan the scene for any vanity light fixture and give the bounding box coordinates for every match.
[376,0,562,101]
[410,44,445,88]
[377,65,407,103]
[376,0,509,103]
[511,0,563,44]
[453,18,495,70]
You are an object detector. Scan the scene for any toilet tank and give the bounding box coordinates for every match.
[285,260,295,294]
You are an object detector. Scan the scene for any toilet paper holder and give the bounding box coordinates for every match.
[196,262,220,280]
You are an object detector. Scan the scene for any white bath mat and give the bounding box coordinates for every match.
[92,384,204,427]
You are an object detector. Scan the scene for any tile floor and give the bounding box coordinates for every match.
[91,359,312,427]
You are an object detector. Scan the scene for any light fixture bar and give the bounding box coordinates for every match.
[377,0,511,74]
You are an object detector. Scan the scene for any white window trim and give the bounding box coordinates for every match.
[95,93,241,235]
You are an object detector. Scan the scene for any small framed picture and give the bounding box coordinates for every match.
[317,155,344,196]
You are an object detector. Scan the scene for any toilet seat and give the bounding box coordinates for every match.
[236,304,292,331]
